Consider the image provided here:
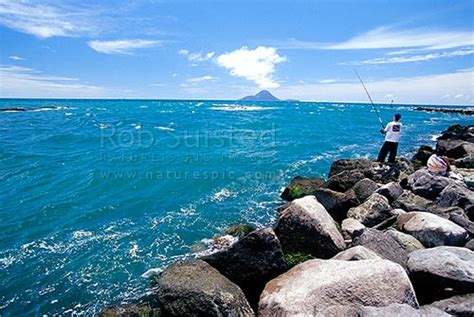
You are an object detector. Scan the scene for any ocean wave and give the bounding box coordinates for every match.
[210,105,280,111]
[1,106,72,113]
[210,188,237,202]
[131,123,141,129]
[154,126,175,131]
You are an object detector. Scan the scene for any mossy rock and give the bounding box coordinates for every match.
[99,305,161,317]
[284,252,315,268]
[225,223,256,238]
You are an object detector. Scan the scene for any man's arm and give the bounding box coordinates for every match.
[380,123,390,134]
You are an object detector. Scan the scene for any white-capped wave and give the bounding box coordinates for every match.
[155,126,175,132]
[211,188,237,202]
[131,123,141,129]
[210,104,280,111]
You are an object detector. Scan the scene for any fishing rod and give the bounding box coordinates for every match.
[354,69,385,129]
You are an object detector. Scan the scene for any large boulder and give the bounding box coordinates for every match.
[407,169,454,200]
[411,145,434,165]
[156,260,254,316]
[392,190,434,211]
[347,193,392,227]
[99,305,161,317]
[407,247,474,303]
[424,293,474,316]
[274,196,345,258]
[437,124,474,143]
[314,188,359,222]
[352,228,408,268]
[341,218,365,240]
[202,228,287,309]
[385,228,425,253]
[351,178,380,202]
[258,259,418,316]
[436,183,474,220]
[280,176,325,201]
[375,181,404,202]
[323,169,366,192]
[328,159,379,178]
[396,212,469,247]
[454,154,474,168]
[439,140,474,159]
[303,304,448,316]
[332,246,381,261]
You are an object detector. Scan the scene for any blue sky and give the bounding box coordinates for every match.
[0,0,473,104]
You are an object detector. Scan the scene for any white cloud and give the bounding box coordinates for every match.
[327,27,474,50]
[273,27,474,51]
[186,75,214,83]
[0,65,128,98]
[216,46,286,88]
[274,69,474,105]
[88,39,162,55]
[0,0,94,38]
[319,79,337,84]
[346,49,474,65]
[9,55,24,60]
[179,49,215,62]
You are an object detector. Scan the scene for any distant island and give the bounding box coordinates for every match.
[240,90,299,102]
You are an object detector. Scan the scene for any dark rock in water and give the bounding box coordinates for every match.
[415,107,474,116]
[396,212,468,247]
[437,124,474,142]
[280,176,325,201]
[375,181,404,202]
[436,183,474,221]
[424,293,474,316]
[407,246,474,304]
[385,228,425,253]
[323,169,366,192]
[332,246,381,261]
[341,218,365,240]
[202,228,286,310]
[465,239,474,251]
[156,260,254,316]
[347,193,392,227]
[314,188,359,222]
[411,145,434,165]
[407,169,454,200]
[454,154,474,168]
[224,223,256,238]
[240,90,280,102]
[258,259,418,316]
[352,228,408,268]
[351,178,380,202]
[274,195,345,258]
[392,190,433,211]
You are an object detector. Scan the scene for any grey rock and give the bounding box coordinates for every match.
[386,228,425,253]
[274,195,345,258]
[323,169,366,192]
[202,228,286,310]
[258,259,418,316]
[375,181,404,202]
[439,140,474,159]
[407,169,454,200]
[425,293,474,316]
[392,190,435,211]
[454,154,474,168]
[352,228,408,268]
[157,260,254,316]
[280,176,325,201]
[351,178,380,202]
[314,188,359,222]
[465,239,474,251]
[341,218,365,240]
[332,246,382,261]
[412,145,434,165]
[396,212,469,247]
[99,305,161,317]
[347,193,392,227]
[408,246,474,303]
[328,159,379,178]
[436,183,474,220]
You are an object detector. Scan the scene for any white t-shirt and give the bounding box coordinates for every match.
[384,121,402,143]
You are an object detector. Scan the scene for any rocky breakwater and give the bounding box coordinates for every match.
[101,124,474,316]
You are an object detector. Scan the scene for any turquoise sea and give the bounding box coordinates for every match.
[0,99,472,315]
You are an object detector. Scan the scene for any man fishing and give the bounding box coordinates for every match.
[377,113,402,163]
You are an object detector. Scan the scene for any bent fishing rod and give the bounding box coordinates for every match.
[354,69,385,129]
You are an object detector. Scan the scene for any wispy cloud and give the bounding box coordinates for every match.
[186,75,215,83]
[345,48,474,65]
[216,46,286,88]
[273,26,474,50]
[319,79,337,84]
[0,0,95,38]
[87,39,162,55]
[179,49,215,62]
[8,55,24,61]
[274,69,474,105]
[0,65,128,98]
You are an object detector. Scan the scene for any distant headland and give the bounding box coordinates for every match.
[239,90,299,102]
